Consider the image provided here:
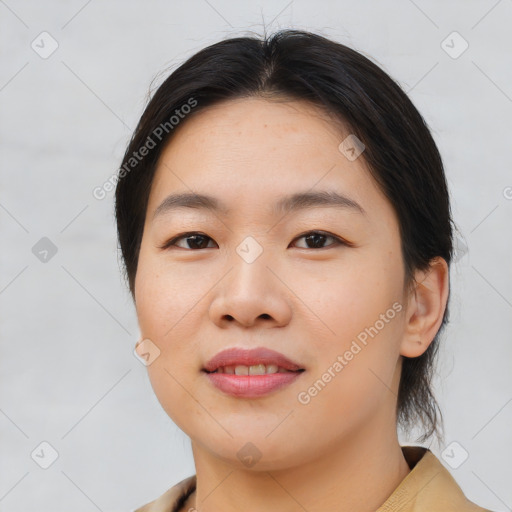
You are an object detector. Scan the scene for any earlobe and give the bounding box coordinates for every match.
[400,257,450,359]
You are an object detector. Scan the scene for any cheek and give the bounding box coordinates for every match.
[135,251,208,421]
[295,250,402,348]
[136,283,202,433]
[135,249,197,338]
[295,249,404,407]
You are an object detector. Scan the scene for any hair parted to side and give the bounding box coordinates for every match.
[115,29,454,444]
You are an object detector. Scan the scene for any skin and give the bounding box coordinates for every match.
[134,97,449,512]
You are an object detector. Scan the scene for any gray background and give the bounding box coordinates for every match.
[1,1,511,511]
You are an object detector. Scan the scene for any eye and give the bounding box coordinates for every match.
[159,232,217,250]
[291,230,348,249]
[159,230,351,251]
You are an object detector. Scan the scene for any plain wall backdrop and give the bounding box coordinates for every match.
[1,1,511,511]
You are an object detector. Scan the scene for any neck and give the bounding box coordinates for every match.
[187,416,411,512]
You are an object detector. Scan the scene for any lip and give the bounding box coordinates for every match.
[203,347,304,373]
[202,347,305,398]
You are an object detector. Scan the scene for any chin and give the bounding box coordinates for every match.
[193,432,312,472]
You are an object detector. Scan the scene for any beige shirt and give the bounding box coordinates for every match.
[133,446,494,512]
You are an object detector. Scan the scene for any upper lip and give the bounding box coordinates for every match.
[203,347,304,373]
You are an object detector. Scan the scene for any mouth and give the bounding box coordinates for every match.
[204,364,305,375]
[202,347,305,398]
[202,346,305,374]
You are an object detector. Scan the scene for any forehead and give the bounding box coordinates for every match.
[148,97,393,225]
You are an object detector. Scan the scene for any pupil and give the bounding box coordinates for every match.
[189,235,207,249]
[307,233,325,248]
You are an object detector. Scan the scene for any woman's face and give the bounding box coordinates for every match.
[135,97,410,470]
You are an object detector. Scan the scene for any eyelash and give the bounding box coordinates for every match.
[158,230,353,251]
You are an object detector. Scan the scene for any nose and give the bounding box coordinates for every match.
[208,251,292,329]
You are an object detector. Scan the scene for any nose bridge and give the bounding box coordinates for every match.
[235,234,267,266]
[228,234,272,296]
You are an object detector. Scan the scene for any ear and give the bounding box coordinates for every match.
[400,257,450,358]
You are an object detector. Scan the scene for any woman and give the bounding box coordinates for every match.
[116,29,493,512]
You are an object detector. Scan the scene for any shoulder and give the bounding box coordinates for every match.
[377,446,495,512]
[133,475,196,512]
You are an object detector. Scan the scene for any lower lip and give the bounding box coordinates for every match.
[204,371,303,398]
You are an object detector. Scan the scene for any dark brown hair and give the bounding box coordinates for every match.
[115,29,454,443]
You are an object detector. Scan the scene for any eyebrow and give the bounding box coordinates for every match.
[152,190,366,221]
